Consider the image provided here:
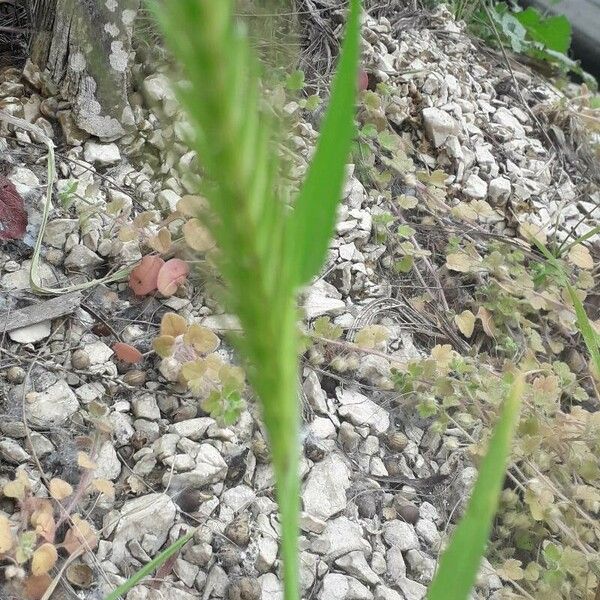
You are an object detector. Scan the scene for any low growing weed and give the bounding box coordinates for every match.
[103,1,538,599]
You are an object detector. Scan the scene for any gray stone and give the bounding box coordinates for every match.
[303,453,350,520]
[64,245,103,269]
[43,219,79,248]
[321,574,373,600]
[110,493,176,564]
[374,586,405,600]
[304,280,345,319]
[169,417,215,440]
[132,394,161,420]
[25,379,79,428]
[9,321,52,344]
[163,443,226,488]
[311,516,371,560]
[256,535,278,573]
[95,441,121,480]
[83,140,121,166]
[337,388,390,434]
[406,550,436,582]
[492,108,525,138]
[422,107,459,147]
[335,551,380,585]
[397,578,426,600]
[386,546,407,585]
[383,521,420,551]
[143,73,175,104]
[83,341,114,365]
[463,174,487,199]
[260,572,283,600]
[488,177,511,203]
[0,438,31,463]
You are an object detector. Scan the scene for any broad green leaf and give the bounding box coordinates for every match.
[286,69,305,91]
[287,0,361,287]
[514,7,571,53]
[427,373,524,600]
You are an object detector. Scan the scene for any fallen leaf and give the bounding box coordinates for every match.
[184,324,220,354]
[396,194,418,209]
[519,222,547,246]
[30,505,55,543]
[183,218,215,252]
[0,176,27,240]
[446,252,478,273]
[92,478,115,500]
[455,310,476,337]
[157,258,189,296]
[160,312,188,337]
[0,514,14,553]
[148,227,172,254]
[3,479,26,500]
[49,478,73,501]
[112,342,143,364]
[176,195,208,216]
[568,244,594,270]
[77,452,97,470]
[477,306,496,337]
[129,255,165,296]
[31,543,58,576]
[62,515,98,555]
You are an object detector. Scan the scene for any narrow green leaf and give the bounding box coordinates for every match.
[559,226,600,256]
[427,373,524,600]
[287,0,361,286]
[103,528,196,600]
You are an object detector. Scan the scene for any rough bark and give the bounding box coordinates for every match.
[29,0,140,140]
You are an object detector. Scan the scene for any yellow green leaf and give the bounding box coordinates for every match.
[568,244,593,270]
[31,543,58,576]
[49,478,73,501]
[77,452,97,470]
[183,218,216,252]
[454,310,476,338]
[160,312,188,337]
[153,334,176,358]
[184,324,220,354]
[0,514,14,553]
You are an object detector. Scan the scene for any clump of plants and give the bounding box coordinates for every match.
[153,312,246,424]
[0,447,114,599]
[106,2,532,600]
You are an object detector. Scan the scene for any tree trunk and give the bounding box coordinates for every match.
[29,0,140,140]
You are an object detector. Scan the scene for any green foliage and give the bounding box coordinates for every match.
[428,373,524,600]
[112,2,363,600]
[288,1,361,286]
[104,528,197,600]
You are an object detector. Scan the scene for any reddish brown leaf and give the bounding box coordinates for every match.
[112,342,143,364]
[23,573,52,600]
[157,258,189,296]
[0,176,27,241]
[129,255,165,296]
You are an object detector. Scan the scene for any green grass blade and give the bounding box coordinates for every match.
[564,282,600,377]
[559,226,600,256]
[427,373,524,600]
[287,0,361,287]
[103,528,196,600]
